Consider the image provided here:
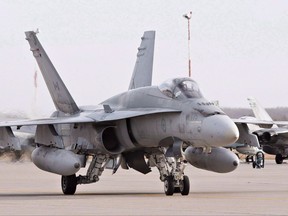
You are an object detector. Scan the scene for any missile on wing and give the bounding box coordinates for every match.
[184,146,239,173]
[31,146,83,176]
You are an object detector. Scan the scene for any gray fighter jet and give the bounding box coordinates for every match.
[230,97,288,168]
[0,31,240,196]
[247,97,288,164]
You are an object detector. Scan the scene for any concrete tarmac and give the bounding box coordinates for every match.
[0,160,287,216]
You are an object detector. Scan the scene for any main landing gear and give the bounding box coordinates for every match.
[151,153,190,196]
[275,154,288,164]
[61,154,108,195]
[61,174,77,195]
[61,151,190,196]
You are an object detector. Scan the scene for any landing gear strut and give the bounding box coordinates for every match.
[61,154,109,195]
[152,151,190,196]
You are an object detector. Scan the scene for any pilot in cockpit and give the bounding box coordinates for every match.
[177,81,194,98]
[159,78,203,100]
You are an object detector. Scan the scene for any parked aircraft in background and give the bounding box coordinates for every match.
[247,97,288,164]
[0,30,240,196]
[227,140,264,168]
[215,101,265,168]
[227,116,264,168]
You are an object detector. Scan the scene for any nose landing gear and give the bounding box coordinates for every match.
[252,151,265,169]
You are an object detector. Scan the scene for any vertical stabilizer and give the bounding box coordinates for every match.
[247,97,278,128]
[25,31,80,114]
[128,31,155,90]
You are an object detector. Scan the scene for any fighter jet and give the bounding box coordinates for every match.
[0,30,240,196]
[247,97,288,164]
[230,97,288,167]
[216,103,264,168]
[227,116,265,168]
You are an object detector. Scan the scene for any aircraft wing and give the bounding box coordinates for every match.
[272,121,288,126]
[233,118,275,126]
[270,128,288,137]
[234,118,288,127]
[0,108,181,127]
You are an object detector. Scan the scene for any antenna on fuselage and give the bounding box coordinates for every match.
[183,11,192,77]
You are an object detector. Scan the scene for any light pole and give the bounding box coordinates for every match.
[183,11,192,77]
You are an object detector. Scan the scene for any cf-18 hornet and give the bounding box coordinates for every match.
[247,97,288,164]
[0,30,240,196]
[230,98,288,168]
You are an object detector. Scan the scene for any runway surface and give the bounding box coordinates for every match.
[0,159,287,215]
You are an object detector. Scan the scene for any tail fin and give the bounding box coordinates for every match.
[128,31,155,90]
[25,31,80,114]
[247,97,278,128]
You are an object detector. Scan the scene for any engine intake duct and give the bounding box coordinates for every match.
[100,126,123,154]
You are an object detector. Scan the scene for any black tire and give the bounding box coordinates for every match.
[164,176,174,196]
[180,175,190,196]
[256,152,265,168]
[61,174,77,195]
[245,156,250,163]
[275,154,283,164]
[262,153,265,168]
[246,155,253,163]
[174,187,181,193]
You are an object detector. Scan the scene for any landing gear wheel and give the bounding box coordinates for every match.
[174,187,180,193]
[246,155,253,163]
[275,154,283,164]
[61,174,77,195]
[164,176,174,196]
[180,175,190,196]
[252,152,265,168]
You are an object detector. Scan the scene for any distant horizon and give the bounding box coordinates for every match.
[1,105,288,120]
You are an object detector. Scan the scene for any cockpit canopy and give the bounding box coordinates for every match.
[158,78,203,100]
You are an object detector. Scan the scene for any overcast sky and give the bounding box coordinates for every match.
[1,0,288,116]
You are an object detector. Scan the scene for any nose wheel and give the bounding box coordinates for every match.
[179,175,190,195]
[164,176,174,195]
[164,175,190,196]
[151,145,190,196]
[252,151,265,169]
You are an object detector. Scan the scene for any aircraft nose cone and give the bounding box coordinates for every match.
[202,115,239,147]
